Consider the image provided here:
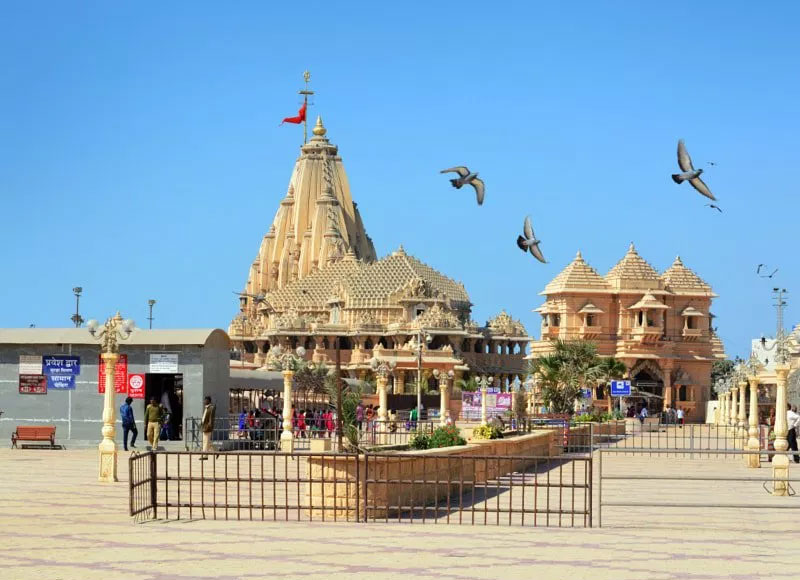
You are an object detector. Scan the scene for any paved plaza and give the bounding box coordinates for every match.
[1,440,798,580]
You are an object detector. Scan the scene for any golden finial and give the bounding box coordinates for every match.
[312,116,326,136]
[303,70,311,83]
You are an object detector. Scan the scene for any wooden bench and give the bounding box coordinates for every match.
[11,425,56,449]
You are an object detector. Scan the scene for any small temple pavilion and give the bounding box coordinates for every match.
[229,117,529,391]
[528,244,726,420]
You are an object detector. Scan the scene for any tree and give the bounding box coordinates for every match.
[456,376,479,392]
[597,357,627,397]
[528,340,618,414]
[711,358,742,399]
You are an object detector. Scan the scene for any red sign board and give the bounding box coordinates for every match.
[19,374,47,395]
[128,373,145,399]
[98,354,128,394]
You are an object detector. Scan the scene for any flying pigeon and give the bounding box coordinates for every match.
[671,140,717,201]
[707,161,717,166]
[756,264,765,274]
[760,268,779,279]
[705,203,722,213]
[516,216,546,263]
[440,166,485,205]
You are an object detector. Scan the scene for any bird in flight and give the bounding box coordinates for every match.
[756,264,765,274]
[516,216,546,263]
[705,203,722,213]
[671,140,716,200]
[440,166,485,205]
[760,268,779,279]
[707,161,717,166]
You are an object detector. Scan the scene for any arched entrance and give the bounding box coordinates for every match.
[631,360,664,413]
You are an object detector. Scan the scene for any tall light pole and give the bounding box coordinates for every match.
[147,299,156,329]
[415,328,432,422]
[71,287,84,327]
[433,368,454,426]
[87,313,135,483]
[268,345,306,451]
[770,288,791,495]
[476,374,494,426]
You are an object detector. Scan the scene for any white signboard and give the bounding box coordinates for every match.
[149,353,179,374]
[19,355,43,375]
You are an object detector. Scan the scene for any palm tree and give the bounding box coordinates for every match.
[456,376,480,392]
[528,339,605,414]
[597,356,627,415]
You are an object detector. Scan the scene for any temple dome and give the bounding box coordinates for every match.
[661,256,716,296]
[605,243,664,292]
[542,250,609,295]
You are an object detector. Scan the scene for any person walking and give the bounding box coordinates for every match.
[676,407,684,428]
[144,397,164,450]
[356,402,365,432]
[120,396,138,451]
[199,396,216,460]
[787,403,800,464]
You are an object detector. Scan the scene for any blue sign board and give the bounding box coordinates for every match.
[47,374,76,390]
[610,380,631,396]
[582,388,592,399]
[487,387,501,394]
[43,355,81,376]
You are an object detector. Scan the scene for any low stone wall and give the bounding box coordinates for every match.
[306,430,557,520]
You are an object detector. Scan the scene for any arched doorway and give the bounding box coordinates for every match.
[631,361,664,413]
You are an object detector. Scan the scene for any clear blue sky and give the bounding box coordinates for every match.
[2,1,798,359]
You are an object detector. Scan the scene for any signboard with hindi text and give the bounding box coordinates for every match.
[98,354,128,394]
[127,373,145,399]
[43,355,81,376]
[19,375,47,394]
[47,375,76,390]
[19,355,42,375]
[149,353,178,374]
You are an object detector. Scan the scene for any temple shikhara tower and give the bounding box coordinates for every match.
[528,244,726,420]
[230,117,528,390]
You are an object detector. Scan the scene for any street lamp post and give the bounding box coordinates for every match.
[746,354,763,468]
[71,287,84,328]
[87,313,135,483]
[268,345,306,451]
[433,368,454,426]
[414,329,432,423]
[147,299,156,329]
[476,375,494,426]
[736,365,748,446]
[371,357,396,444]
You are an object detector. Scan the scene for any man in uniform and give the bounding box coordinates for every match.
[200,396,216,460]
[144,397,164,450]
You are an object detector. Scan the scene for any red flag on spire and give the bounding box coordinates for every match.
[281,102,307,125]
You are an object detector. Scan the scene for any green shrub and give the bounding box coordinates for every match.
[429,425,466,448]
[409,432,431,450]
[472,424,504,440]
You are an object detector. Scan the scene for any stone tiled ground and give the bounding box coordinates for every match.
[1,427,799,580]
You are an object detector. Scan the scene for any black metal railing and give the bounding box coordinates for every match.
[129,451,156,521]
[130,449,592,527]
[595,422,752,457]
[185,416,280,452]
[598,447,800,528]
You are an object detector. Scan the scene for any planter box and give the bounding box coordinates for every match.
[306,430,558,520]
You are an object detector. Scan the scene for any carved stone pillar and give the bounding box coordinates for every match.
[772,364,790,496]
[737,378,748,446]
[395,370,405,394]
[663,373,673,410]
[729,386,738,429]
[280,370,294,451]
[746,376,760,468]
[98,352,119,483]
[439,373,450,426]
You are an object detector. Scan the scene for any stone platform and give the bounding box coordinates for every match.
[0,447,797,580]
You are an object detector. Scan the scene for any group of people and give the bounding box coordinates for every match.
[119,396,172,451]
[290,408,338,438]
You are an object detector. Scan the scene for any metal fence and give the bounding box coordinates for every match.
[597,447,800,528]
[128,450,592,527]
[593,423,754,458]
[185,415,280,451]
[129,451,156,521]
[358,420,436,447]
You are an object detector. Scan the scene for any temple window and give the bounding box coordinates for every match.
[551,314,560,327]
[678,386,688,401]
[585,314,595,327]
[330,305,341,324]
